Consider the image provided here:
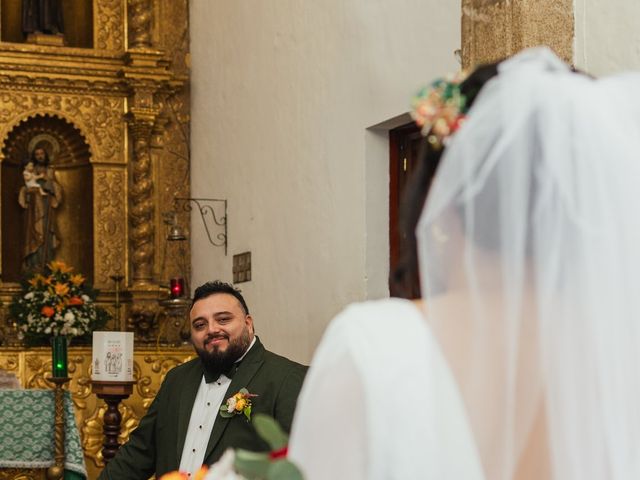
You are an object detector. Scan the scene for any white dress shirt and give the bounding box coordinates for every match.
[178,337,256,477]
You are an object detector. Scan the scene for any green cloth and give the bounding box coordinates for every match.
[0,389,87,479]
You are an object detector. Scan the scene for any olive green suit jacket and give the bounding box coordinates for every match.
[98,337,307,479]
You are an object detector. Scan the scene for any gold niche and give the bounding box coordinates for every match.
[0,0,191,478]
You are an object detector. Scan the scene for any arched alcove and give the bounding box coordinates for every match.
[0,0,94,48]
[1,114,94,283]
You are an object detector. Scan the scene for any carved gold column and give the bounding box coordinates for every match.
[46,378,69,480]
[461,0,574,69]
[128,0,153,49]
[128,115,156,286]
[123,0,186,340]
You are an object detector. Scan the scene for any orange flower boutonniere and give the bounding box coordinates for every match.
[219,388,258,421]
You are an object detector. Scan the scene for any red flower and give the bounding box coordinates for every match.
[41,306,55,318]
[68,296,84,306]
[269,446,288,460]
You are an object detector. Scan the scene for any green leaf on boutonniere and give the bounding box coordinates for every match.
[244,405,252,421]
[219,407,234,418]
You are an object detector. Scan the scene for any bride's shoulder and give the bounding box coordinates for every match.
[327,297,424,335]
[312,298,432,366]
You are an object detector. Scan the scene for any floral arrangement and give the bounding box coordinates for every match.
[220,388,258,421]
[160,414,303,480]
[411,72,469,149]
[10,261,109,344]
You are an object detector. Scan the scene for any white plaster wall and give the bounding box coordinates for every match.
[189,0,460,363]
[574,0,640,74]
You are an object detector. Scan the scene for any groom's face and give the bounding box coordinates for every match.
[189,293,254,357]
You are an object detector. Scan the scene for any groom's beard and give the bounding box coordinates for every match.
[194,327,252,379]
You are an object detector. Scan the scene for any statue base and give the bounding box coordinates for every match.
[26,32,65,47]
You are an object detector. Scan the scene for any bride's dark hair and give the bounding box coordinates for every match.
[390,62,499,299]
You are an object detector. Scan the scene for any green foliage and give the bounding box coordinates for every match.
[252,414,288,450]
[233,414,304,480]
[266,460,304,480]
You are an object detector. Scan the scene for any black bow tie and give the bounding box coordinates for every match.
[203,362,241,384]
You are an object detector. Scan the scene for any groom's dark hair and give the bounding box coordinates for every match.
[191,280,250,315]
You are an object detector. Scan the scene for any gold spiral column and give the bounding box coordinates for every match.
[128,117,155,286]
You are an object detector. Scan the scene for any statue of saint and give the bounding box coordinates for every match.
[18,143,63,274]
[22,0,64,36]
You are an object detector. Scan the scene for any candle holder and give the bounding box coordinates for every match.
[51,336,68,378]
[91,380,136,464]
[46,376,70,480]
[170,277,185,298]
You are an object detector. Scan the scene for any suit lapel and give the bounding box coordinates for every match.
[176,360,204,462]
[203,338,265,462]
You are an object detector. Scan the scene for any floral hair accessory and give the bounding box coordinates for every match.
[411,72,469,149]
[220,388,258,421]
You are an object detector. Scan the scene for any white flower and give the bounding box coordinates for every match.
[204,449,245,480]
[24,292,34,300]
[44,327,51,334]
[71,328,78,336]
[64,311,75,322]
[226,397,237,413]
[81,295,90,302]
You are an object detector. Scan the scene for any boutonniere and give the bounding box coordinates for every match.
[220,388,258,421]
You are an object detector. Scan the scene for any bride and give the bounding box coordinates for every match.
[288,47,640,479]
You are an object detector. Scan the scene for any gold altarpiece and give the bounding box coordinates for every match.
[0,1,194,478]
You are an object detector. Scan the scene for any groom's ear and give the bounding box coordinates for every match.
[245,314,254,335]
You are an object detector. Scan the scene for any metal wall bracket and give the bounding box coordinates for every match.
[174,197,227,255]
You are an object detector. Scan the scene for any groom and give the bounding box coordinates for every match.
[99,281,307,479]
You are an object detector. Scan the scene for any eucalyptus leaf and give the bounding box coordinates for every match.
[266,460,304,480]
[234,448,271,479]
[252,413,289,450]
[244,405,252,421]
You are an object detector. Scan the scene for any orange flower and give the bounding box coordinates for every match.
[68,296,84,306]
[54,282,69,296]
[70,274,85,287]
[41,306,55,318]
[28,274,46,287]
[158,466,207,480]
[193,466,209,480]
[55,301,66,312]
[48,261,74,274]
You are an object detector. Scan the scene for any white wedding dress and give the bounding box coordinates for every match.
[289,298,484,480]
[290,47,640,479]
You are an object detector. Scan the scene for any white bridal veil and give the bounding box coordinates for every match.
[417,47,640,479]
